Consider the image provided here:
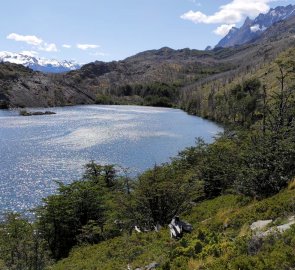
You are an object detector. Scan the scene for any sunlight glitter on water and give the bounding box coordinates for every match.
[0,105,222,214]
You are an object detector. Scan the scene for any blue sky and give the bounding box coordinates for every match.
[0,0,294,63]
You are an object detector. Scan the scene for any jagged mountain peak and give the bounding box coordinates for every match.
[215,4,295,48]
[243,17,253,26]
[0,51,81,73]
[228,27,239,35]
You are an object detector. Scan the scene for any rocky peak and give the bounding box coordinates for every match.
[215,4,295,48]
[243,17,253,27]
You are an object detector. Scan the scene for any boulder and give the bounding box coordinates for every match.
[276,217,295,233]
[134,262,159,270]
[169,216,193,239]
[250,220,272,231]
[251,216,295,238]
[146,262,160,270]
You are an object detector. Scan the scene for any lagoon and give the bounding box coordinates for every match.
[0,105,222,213]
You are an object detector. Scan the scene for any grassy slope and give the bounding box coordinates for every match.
[51,185,295,270]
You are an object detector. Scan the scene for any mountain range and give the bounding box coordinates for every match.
[0,51,81,73]
[0,5,295,109]
[216,4,295,48]
[1,5,294,75]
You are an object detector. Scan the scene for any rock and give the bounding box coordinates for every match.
[182,221,193,233]
[169,216,193,239]
[248,235,264,255]
[19,110,56,116]
[251,216,295,238]
[250,220,272,231]
[276,218,295,233]
[134,262,159,270]
[154,223,161,232]
[44,111,56,115]
[134,226,142,233]
[133,223,161,233]
[146,262,160,270]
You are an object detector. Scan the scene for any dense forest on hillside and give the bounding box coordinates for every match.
[0,43,295,270]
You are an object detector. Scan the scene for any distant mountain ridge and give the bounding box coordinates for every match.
[216,4,295,48]
[0,8,295,109]
[0,51,81,73]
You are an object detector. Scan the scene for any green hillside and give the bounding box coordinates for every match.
[52,187,295,270]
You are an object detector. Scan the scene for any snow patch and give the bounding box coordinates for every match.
[250,24,267,33]
[250,24,261,32]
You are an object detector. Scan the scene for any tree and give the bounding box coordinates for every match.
[227,79,261,126]
[37,162,120,260]
[236,56,295,198]
[133,163,200,226]
[0,213,51,270]
[83,161,117,188]
[199,134,241,198]
[237,130,295,198]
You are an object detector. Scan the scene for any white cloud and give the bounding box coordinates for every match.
[7,33,43,45]
[20,50,39,57]
[7,33,58,52]
[39,43,58,52]
[77,44,100,50]
[181,0,276,25]
[62,44,72,49]
[214,24,236,36]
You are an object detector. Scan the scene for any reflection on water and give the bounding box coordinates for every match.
[0,105,222,214]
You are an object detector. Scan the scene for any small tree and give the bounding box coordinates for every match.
[133,163,200,226]
[0,213,51,270]
[37,162,120,260]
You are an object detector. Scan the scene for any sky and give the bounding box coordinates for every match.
[0,0,294,63]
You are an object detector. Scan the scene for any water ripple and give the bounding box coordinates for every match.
[0,105,222,214]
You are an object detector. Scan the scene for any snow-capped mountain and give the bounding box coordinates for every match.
[0,51,81,73]
[216,4,295,48]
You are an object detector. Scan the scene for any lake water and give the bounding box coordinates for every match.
[0,105,222,214]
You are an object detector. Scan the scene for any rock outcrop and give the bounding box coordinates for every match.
[250,216,295,238]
